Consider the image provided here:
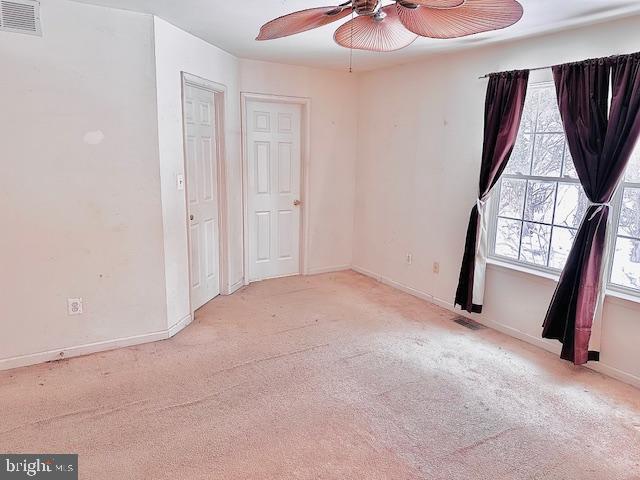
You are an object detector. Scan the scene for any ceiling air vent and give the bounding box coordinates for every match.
[0,0,41,36]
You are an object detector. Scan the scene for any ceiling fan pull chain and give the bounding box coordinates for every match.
[349,8,354,73]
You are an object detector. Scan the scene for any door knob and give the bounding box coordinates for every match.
[190,214,194,221]
[293,199,302,206]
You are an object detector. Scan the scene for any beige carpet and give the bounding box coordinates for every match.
[1,271,639,479]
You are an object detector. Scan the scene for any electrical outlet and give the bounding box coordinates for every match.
[67,298,83,316]
[406,253,413,265]
[433,262,440,274]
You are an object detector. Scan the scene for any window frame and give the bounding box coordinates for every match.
[487,80,587,276]
[606,178,640,297]
[488,175,584,277]
[487,77,640,300]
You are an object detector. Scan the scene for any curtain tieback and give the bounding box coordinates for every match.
[476,198,487,211]
[588,201,611,220]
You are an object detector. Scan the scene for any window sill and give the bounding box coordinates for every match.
[486,257,560,283]
[606,288,640,308]
[486,257,640,307]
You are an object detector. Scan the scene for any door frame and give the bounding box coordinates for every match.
[240,92,311,285]
[181,72,230,319]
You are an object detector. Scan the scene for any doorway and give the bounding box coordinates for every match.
[242,94,310,283]
[182,74,227,310]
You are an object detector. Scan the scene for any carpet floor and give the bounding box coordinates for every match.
[1,271,639,479]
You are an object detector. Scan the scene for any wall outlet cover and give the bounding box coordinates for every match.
[67,298,83,315]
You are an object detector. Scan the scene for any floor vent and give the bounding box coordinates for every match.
[453,316,486,331]
[0,0,41,36]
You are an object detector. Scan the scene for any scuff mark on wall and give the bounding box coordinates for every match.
[83,130,105,145]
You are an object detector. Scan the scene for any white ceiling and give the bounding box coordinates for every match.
[70,0,640,71]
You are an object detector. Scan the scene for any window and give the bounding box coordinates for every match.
[609,149,640,293]
[490,83,589,271]
[489,79,640,297]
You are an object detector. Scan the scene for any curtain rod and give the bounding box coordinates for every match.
[477,52,633,80]
[477,64,555,80]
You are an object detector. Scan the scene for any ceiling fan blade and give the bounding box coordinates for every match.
[405,0,466,7]
[397,0,523,39]
[256,5,353,41]
[334,4,417,52]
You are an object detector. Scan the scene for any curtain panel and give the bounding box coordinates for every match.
[455,70,529,313]
[542,53,640,365]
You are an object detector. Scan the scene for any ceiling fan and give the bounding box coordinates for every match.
[257,0,524,52]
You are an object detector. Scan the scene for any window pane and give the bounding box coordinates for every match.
[536,88,563,133]
[618,188,640,238]
[495,218,522,260]
[524,181,555,224]
[554,183,588,228]
[562,143,578,179]
[624,145,640,183]
[520,222,551,266]
[505,133,533,175]
[487,80,620,277]
[549,227,576,269]
[611,237,640,290]
[499,178,526,219]
[531,134,564,177]
[520,88,539,134]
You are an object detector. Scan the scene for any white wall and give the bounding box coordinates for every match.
[353,15,640,387]
[153,18,243,330]
[154,23,359,330]
[239,59,358,274]
[4,0,637,386]
[0,1,359,368]
[0,0,167,366]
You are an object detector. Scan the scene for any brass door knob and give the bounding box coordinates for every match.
[190,214,194,221]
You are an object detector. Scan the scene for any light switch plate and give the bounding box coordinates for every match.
[177,174,185,191]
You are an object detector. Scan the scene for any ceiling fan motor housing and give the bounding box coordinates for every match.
[354,0,381,15]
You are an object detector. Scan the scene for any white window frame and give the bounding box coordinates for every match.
[488,80,586,276]
[487,76,640,300]
[606,177,640,297]
[488,176,585,276]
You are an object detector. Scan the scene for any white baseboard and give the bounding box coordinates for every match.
[588,362,640,388]
[350,265,640,389]
[167,313,193,338]
[5,267,639,390]
[352,265,435,303]
[225,279,245,296]
[430,299,640,388]
[350,265,381,280]
[306,264,351,275]
[0,314,193,373]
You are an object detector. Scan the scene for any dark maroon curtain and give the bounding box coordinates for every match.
[455,70,529,313]
[543,53,640,365]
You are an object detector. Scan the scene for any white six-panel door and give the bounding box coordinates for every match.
[246,101,302,282]
[184,85,221,310]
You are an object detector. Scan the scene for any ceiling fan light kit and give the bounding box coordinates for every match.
[256,0,524,52]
